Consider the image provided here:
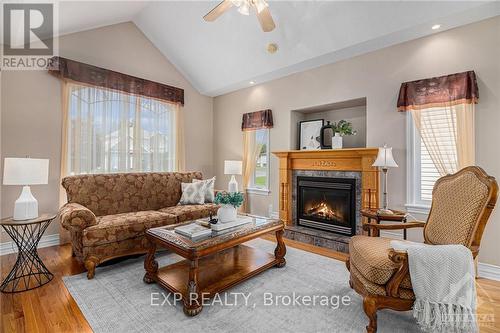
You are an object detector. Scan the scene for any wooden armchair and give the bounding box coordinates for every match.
[346,166,498,333]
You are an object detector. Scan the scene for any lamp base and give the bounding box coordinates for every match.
[13,186,39,220]
[228,175,239,193]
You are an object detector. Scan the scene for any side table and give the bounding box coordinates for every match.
[361,208,409,240]
[0,214,56,293]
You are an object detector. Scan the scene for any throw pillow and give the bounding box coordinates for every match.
[193,177,216,203]
[178,181,206,205]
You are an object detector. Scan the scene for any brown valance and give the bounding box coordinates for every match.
[397,71,478,112]
[48,56,184,105]
[241,109,273,131]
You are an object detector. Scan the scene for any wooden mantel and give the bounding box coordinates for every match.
[272,148,380,226]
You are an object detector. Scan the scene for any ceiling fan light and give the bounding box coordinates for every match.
[254,0,268,13]
[238,1,250,15]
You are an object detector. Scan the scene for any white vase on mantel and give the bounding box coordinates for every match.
[217,204,237,223]
[331,133,343,149]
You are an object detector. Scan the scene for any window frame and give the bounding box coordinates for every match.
[405,113,432,214]
[247,128,271,195]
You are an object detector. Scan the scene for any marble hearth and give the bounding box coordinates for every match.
[272,149,380,253]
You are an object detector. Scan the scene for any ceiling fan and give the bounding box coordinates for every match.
[203,0,276,32]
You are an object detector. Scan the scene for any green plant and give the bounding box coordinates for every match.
[332,120,357,136]
[215,191,244,208]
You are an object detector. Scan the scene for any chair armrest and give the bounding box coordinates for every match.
[59,203,97,232]
[386,249,410,297]
[362,221,426,232]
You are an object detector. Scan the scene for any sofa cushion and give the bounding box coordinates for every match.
[159,204,219,222]
[83,211,177,247]
[349,235,412,288]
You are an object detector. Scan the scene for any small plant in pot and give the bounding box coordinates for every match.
[214,191,244,223]
[331,120,357,149]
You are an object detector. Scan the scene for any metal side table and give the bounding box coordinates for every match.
[0,214,56,293]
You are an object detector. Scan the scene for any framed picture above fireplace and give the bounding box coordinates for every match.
[298,119,324,150]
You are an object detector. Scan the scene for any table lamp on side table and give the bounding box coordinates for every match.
[224,160,242,193]
[372,145,398,215]
[3,158,49,220]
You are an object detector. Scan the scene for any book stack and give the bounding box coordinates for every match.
[174,223,212,241]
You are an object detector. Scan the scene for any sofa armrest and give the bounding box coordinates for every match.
[59,203,97,232]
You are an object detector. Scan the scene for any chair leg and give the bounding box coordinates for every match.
[84,256,99,279]
[363,296,378,333]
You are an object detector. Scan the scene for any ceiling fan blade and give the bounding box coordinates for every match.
[203,0,233,22]
[256,7,275,32]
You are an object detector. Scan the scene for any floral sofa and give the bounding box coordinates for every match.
[59,172,218,279]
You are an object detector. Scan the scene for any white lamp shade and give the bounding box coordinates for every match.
[3,158,49,185]
[372,147,398,168]
[224,160,243,175]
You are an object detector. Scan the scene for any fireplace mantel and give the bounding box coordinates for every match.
[272,148,380,226]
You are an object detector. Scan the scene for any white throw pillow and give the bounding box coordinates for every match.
[193,177,216,203]
[179,181,206,205]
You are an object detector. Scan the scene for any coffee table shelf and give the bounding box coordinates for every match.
[155,245,276,298]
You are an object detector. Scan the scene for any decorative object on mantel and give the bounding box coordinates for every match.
[3,158,49,220]
[224,160,243,193]
[319,120,356,149]
[215,191,244,223]
[299,119,324,150]
[48,57,184,105]
[372,144,398,214]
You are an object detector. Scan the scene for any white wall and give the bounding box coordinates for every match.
[1,22,214,241]
[213,17,500,266]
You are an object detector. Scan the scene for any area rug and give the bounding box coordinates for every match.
[63,239,420,333]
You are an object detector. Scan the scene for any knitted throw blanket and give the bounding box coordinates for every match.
[391,241,477,332]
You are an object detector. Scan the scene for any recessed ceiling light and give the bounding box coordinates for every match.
[267,43,278,54]
[432,24,441,30]
[249,81,255,85]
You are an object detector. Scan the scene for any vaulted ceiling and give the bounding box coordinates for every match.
[42,1,500,96]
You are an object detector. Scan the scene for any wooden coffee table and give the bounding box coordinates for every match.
[143,215,286,316]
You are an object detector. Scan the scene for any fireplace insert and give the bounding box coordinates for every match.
[297,176,356,236]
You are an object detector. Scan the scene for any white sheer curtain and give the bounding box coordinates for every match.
[63,82,182,175]
[410,103,475,176]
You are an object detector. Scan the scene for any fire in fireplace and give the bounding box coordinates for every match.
[297,176,356,236]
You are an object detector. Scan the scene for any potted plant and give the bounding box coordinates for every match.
[214,191,244,223]
[331,120,357,149]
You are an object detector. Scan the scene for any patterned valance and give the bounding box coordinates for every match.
[397,71,478,112]
[241,109,273,131]
[48,57,184,105]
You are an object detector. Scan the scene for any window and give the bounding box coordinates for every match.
[65,84,177,175]
[248,128,270,194]
[406,110,455,213]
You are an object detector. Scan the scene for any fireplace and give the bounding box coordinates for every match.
[297,176,356,236]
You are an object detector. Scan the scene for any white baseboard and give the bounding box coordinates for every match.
[478,262,500,281]
[0,234,60,256]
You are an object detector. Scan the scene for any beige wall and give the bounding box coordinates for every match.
[213,17,500,266]
[0,22,214,241]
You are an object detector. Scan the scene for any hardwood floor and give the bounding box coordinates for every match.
[1,236,499,333]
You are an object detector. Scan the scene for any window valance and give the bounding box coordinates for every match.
[48,56,184,105]
[397,71,478,112]
[241,109,273,131]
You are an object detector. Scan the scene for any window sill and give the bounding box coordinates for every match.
[246,188,270,196]
[404,203,431,215]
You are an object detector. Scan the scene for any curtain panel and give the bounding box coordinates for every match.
[241,109,273,131]
[48,56,184,105]
[397,71,478,112]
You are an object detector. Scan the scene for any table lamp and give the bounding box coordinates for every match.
[224,160,242,193]
[3,158,49,220]
[372,145,398,215]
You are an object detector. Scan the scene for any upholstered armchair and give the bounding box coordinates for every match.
[346,166,498,333]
